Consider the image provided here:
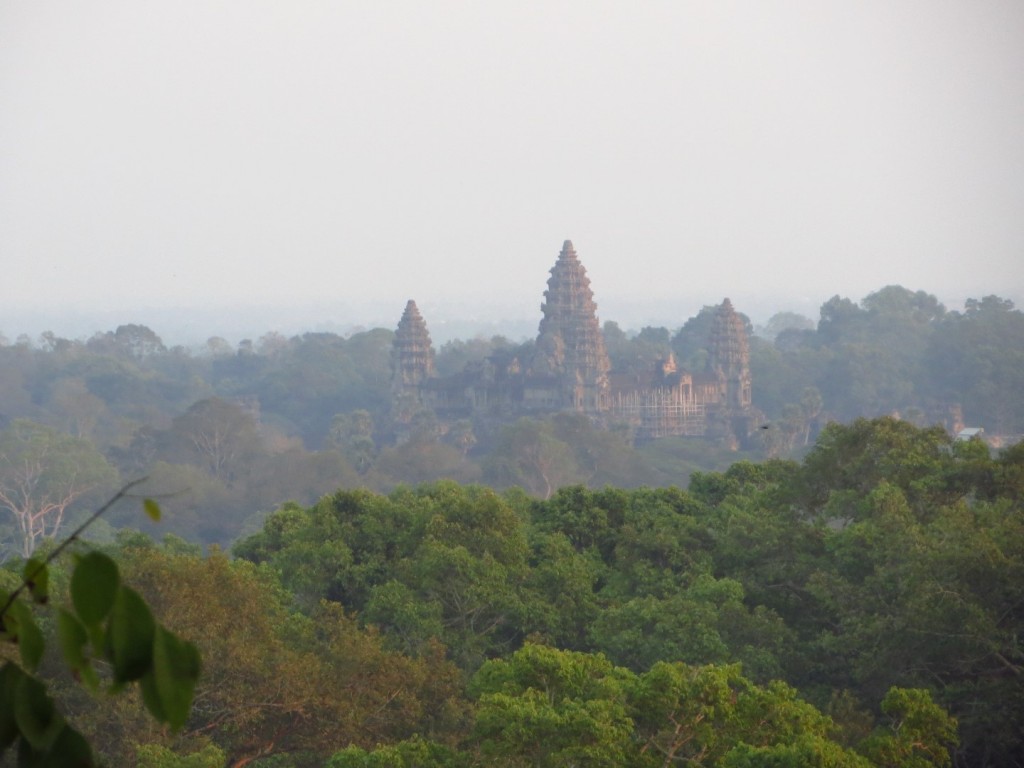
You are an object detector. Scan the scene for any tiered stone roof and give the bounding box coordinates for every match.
[535,240,611,411]
[391,299,435,392]
[708,298,752,409]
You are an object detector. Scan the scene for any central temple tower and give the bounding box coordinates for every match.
[708,298,752,410]
[534,240,611,412]
[391,299,435,397]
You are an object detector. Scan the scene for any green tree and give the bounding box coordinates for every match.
[470,644,635,767]
[246,448,361,513]
[601,321,631,371]
[813,287,946,423]
[817,295,866,345]
[550,413,655,488]
[98,544,466,766]
[484,419,583,499]
[671,305,719,370]
[235,483,533,668]
[435,335,518,378]
[136,743,226,768]
[633,662,806,766]
[590,574,791,681]
[159,398,264,487]
[758,312,816,341]
[375,440,480,487]
[47,378,113,444]
[859,688,958,768]
[797,417,955,523]
[604,324,673,375]
[111,324,167,359]
[0,489,200,767]
[924,296,1024,435]
[329,736,468,768]
[809,490,1022,765]
[522,531,603,650]
[111,460,239,545]
[327,410,378,472]
[252,329,393,448]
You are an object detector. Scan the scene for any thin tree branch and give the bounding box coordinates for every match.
[0,477,149,619]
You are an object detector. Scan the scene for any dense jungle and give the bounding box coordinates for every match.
[1,285,1023,767]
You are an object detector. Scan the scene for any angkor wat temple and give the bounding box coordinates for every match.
[392,240,758,445]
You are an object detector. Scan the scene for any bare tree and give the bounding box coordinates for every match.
[164,398,263,487]
[0,420,116,557]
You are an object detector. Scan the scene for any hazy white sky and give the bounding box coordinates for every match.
[2,1,1022,340]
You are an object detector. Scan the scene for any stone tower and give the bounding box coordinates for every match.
[535,240,611,412]
[391,299,435,396]
[708,298,752,410]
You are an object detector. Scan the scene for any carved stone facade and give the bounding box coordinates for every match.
[606,299,754,442]
[390,241,756,445]
[708,298,752,410]
[534,240,611,412]
[391,299,435,396]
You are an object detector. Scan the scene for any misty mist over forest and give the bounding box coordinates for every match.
[0,285,1004,352]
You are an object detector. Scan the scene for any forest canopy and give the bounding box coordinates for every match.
[2,417,1018,767]
[0,288,1022,767]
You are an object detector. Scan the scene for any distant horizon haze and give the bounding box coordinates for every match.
[0,282,1016,350]
[2,2,1021,340]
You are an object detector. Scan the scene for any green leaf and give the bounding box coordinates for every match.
[0,598,13,646]
[56,610,98,691]
[149,626,201,730]
[8,601,45,673]
[23,559,49,605]
[70,553,120,627]
[139,668,166,726]
[105,586,155,683]
[0,663,25,751]
[13,674,64,751]
[56,609,87,668]
[143,498,161,522]
[17,735,36,767]
[41,724,95,768]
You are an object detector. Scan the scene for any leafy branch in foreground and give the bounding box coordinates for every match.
[0,480,201,767]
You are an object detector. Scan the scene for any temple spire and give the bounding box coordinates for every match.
[708,297,752,409]
[535,240,610,412]
[391,299,435,394]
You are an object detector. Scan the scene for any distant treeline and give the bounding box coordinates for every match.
[0,285,1022,554]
